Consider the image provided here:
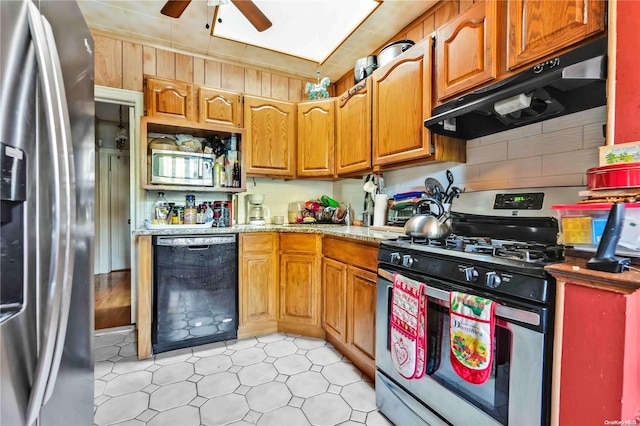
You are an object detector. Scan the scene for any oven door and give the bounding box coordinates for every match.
[376,267,546,426]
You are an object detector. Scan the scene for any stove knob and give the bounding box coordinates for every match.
[486,271,502,288]
[390,252,402,265]
[463,267,479,282]
[401,255,414,268]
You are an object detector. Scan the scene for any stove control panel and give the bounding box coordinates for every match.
[493,192,544,210]
[485,271,502,288]
[460,266,479,282]
[378,245,551,304]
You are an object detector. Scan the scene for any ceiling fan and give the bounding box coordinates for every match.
[161,0,272,32]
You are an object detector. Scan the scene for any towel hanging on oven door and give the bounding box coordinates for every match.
[449,292,496,384]
[390,273,427,379]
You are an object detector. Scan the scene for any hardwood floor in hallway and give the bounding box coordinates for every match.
[95,269,132,330]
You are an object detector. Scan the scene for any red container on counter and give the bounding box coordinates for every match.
[586,162,640,190]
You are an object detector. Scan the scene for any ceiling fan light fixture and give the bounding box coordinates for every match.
[207,0,230,7]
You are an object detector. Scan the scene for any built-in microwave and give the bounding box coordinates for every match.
[151,149,214,186]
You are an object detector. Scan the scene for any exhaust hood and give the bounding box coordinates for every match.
[424,37,607,140]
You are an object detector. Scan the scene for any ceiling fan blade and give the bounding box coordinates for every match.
[161,0,191,18]
[230,0,272,32]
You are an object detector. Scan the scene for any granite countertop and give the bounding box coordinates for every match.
[133,223,404,243]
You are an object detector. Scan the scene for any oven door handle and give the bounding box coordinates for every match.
[378,268,541,326]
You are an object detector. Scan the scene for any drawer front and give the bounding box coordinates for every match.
[280,233,321,253]
[240,233,277,254]
[323,237,378,272]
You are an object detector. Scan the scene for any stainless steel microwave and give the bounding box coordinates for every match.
[151,149,215,186]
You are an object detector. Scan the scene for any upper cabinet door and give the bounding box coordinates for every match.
[508,0,606,70]
[244,96,296,178]
[144,76,196,122]
[336,79,372,175]
[436,0,501,101]
[199,87,243,128]
[297,99,336,178]
[372,38,433,166]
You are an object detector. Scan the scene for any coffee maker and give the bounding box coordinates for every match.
[247,194,270,225]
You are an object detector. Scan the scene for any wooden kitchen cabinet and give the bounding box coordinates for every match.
[507,0,606,70]
[144,75,196,122]
[322,257,347,342]
[336,78,372,176]
[297,99,336,178]
[323,237,378,379]
[372,38,433,166]
[278,234,323,337]
[244,95,297,178]
[436,0,503,101]
[347,266,377,361]
[199,87,243,128]
[238,233,279,338]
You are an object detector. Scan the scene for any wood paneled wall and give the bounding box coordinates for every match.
[334,0,480,96]
[93,32,305,102]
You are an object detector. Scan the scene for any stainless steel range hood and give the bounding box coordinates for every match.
[424,37,607,140]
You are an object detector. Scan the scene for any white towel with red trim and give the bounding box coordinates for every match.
[390,273,427,379]
[449,291,495,384]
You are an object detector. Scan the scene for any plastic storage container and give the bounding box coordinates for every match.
[553,202,640,251]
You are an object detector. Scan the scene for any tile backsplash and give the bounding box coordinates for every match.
[142,106,605,225]
[381,106,605,198]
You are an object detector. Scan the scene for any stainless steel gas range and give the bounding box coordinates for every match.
[375,187,582,426]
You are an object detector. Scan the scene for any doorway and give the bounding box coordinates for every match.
[94,101,132,330]
[93,87,143,332]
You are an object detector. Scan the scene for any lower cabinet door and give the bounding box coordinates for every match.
[279,253,320,325]
[347,266,377,360]
[241,253,277,323]
[239,234,278,333]
[322,258,347,341]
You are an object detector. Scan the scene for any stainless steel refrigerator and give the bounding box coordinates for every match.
[1,0,94,425]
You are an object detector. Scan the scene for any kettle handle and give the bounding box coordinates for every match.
[413,198,444,217]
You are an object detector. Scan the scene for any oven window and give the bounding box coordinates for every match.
[427,300,511,424]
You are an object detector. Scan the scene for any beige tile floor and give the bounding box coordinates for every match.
[94,329,394,426]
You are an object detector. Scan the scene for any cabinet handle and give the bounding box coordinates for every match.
[340,81,367,102]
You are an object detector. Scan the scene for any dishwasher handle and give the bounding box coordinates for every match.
[155,235,236,247]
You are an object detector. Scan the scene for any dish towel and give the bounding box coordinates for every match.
[390,273,427,379]
[449,291,495,384]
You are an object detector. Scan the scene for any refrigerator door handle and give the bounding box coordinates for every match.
[23,1,76,424]
[39,12,77,407]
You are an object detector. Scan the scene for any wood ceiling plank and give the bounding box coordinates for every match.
[175,53,194,82]
[193,57,205,85]
[143,46,156,76]
[261,72,272,97]
[204,59,221,88]
[289,79,303,102]
[94,35,122,89]
[406,22,424,43]
[244,69,262,96]
[435,1,459,29]
[122,41,143,92]
[156,49,175,80]
[271,74,289,100]
[222,63,244,92]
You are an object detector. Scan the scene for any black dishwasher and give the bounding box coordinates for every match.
[152,234,238,353]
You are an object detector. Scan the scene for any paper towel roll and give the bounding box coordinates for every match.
[373,194,389,227]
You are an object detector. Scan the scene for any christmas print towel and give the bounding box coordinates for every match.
[449,291,495,384]
[390,273,427,379]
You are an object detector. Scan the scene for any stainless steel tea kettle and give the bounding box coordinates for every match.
[403,198,451,240]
